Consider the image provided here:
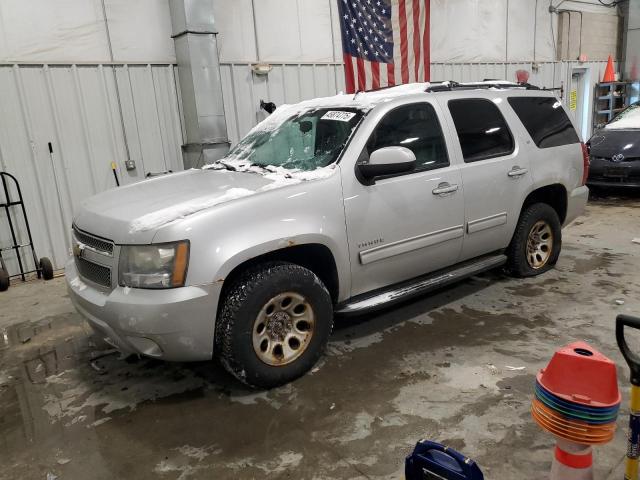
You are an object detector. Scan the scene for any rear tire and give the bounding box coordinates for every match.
[0,269,9,292]
[506,203,561,277]
[39,257,54,280]
[216,261,333,388]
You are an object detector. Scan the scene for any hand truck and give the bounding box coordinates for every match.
[0,171,54,291]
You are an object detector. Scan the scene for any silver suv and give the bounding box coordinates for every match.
[66,82,589,387]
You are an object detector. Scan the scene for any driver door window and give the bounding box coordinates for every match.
[365,103,449,173]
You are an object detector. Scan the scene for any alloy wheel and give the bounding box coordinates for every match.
[252,292,315,366]
[526,220,554,269]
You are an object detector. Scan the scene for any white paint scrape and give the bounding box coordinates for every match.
[68,276,87,292]
[129,188,254,233]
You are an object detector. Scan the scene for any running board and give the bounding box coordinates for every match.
[335,253,507,315]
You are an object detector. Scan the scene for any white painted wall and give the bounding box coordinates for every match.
[0,0,175,63]
[431,0,555,62]
[0,0,622,64]
[214,0,619,63]
[212,0,340,63]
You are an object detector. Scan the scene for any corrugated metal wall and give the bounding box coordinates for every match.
[0,59,611,276]
[0,64,184,273]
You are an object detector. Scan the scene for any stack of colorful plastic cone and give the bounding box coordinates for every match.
[532,341,620,478]
[532,341,620,444]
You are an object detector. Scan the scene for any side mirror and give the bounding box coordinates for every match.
[357,146,416,184]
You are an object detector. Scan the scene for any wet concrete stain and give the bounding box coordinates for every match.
[570,251,621,275]
[505,284,547,297]
[1,198,639,479]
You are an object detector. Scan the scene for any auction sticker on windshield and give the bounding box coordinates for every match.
[321,111,356,122]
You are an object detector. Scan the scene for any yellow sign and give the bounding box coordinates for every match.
[569,90,577,110]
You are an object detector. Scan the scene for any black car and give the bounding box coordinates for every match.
[587,102,640,188]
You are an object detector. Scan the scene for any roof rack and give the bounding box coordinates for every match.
[424,80,542,92]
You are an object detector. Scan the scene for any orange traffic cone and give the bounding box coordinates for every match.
[603,55,615,83]
[550,439,593,480]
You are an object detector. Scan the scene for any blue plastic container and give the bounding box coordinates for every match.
[405,440,484,480]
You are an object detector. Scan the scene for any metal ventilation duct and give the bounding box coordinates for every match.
[169,0,229,168]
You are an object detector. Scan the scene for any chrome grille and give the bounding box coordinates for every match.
[73,226,113,255]
[75,257,112,287]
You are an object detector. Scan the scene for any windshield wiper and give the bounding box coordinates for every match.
[248,162,272,172]
[248,162,294,178]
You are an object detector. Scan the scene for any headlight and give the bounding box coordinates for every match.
[118,241,189,289]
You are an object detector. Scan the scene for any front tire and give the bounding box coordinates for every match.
[506,203,562,277]
[216,262,334,388]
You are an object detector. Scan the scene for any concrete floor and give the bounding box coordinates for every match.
[1,193,639,480]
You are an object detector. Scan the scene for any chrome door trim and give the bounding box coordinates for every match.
[359,224,464,265]
[467,212,508,234]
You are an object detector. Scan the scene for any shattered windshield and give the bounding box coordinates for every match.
[224,108,364,171]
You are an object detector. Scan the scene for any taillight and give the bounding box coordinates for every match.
[580,142,590,186]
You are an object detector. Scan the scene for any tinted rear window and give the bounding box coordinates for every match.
[448,99,515,163]
[508,96,580,148]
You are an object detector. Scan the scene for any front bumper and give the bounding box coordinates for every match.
[66,258,221,361]
[588,157,640,188]
[564,185,589,226]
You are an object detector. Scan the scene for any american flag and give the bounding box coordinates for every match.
[337,0,430,93]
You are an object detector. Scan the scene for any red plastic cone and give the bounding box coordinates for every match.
[602,55,615,83]
[537,341,620,408]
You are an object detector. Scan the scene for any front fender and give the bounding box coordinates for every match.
[152,171,352,301]
[215,234,347,292]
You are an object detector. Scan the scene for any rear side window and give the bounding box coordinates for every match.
[448,99,514,163]
[366,103,449,172]
[508,96,580,148]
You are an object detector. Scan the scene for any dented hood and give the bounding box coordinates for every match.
[74,169,275,244]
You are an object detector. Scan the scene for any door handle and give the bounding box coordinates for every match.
[432,182,459,195]
[508,166,528,177]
